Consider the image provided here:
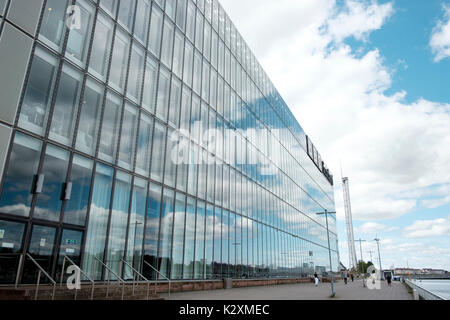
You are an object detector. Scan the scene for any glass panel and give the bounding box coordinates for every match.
[171,193,185,279]
[0,220,25,284]
[194,201,205,279]
[165,0,176,21]
[221,210,229,277]
[100,0,117,17]
[49,63,82,146]
[212,207,221,278]
[193,51,202,94]
[66,0,95,66]
[155,67,170,121]
[124,178,147,278]
[75,78,104,155]
[158,188,174,278]
[19,47,58,136]
[118,0,136,32]
[150,122,166,182]
[106,171,131,276]
[82,163,113,280]
[197,149,206,200]
[187,142,198,196]
[176,0,187,32]
[205,204,214,279]
[63,155,93,226]
[117,103,138,170]
[168,77,182,128]
[164,127,177,187]
[202,61,210,103]
[39,0,70,50]
[56,229,83,282]
[203,22,211,61]
[23,225,56,283]
[185,0,195,41]
[182,196,195,279]
[109,29,130,93]
[161,20,174,68]
[134,0,151,44]
[0,133,42,218]
[98,91,122,163]
[173,31,184,78]
[180,86,191,133]
[183,41,193,87]
[135,114,153,177]
[89,12,114,80]
[143,183,162,279]
[33,145,69,222]
[142,56,158,113]
[195,10,203,51]
[148,6,163,58]
[127,43,145,103]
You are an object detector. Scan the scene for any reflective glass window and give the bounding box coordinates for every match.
[0,220,25,255]
[193,51,202,94]
[0,133,42,218]
[83,163,113,280]
[109,29,130,93]
[33,145,70,222]
[161,20,174,68]
[155,67,170,121]
[203,22,211,61]
[194,201,205,279]
[135,114,153,177]
[171,193,186,279]
[205,204,214,279]
[164,127,177,187]
[118,0,136,32]
[212,207,221,277]
[148,5,163,58]
[100,0,118,17]
[142,56,159,113]
[185,0,195,42]
[89,13,113,81]
[195,10,203,50]
[173,31,184,78]
[66,0,95,66]
[183,41,193,87]
[63,155,93,226]
[127,44,145,103]
[168,77,182,128]
[176,0,187,32]
[187,142,198,196]
[180,86,191,133]
[183,196,195,279]
[49,63,82,146]
[201,61,210,103]
[39,0,70,50]
[221,210,229,277]
[143,183,162,279]
[158,188,174,277]
[118,103,138,170]
[19,47,58,136]
[75,78,104,155]
[150,122,167,182]
[98,91,122,163]
[106,171,131,275]
[134,0,151,44]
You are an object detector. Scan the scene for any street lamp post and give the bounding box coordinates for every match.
[374,238,384,280]
[354,238,366,275]
[315,210,336,298]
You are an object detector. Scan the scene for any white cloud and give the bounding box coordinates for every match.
[404,216,450,238]
[355,222,398,234]
[430,4,450,62]
[421,195,450,209]
[221,0,450,223]
[326,0,394,42]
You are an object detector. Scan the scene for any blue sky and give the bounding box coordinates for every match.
[221,0,450,270]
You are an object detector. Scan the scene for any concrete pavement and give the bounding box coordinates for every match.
[161,279,413,300]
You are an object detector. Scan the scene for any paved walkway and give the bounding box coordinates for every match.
[161,279,413,300]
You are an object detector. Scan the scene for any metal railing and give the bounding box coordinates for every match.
[25,253,56,300]
[143,260,171,297]
[120,259,151,299]
[405,279,446,300]
[60,255,95,300]
[93,257,125,300]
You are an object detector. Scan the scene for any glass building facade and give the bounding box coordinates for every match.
[0,0,338,284]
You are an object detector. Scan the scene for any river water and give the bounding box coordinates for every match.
[413,279,450,299]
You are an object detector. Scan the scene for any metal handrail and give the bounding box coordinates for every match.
[26,253,56,300]
[120,259,151,299]
[405,279,446,300]
[143,260,171,297]
[0,253,23,288]
[60,255,95,300]
[93,257,125,300]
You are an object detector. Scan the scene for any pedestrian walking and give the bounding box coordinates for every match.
[344,272,348,285]
[386,274,392,286]
[350,273,354,282]
[314,273,319,287]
